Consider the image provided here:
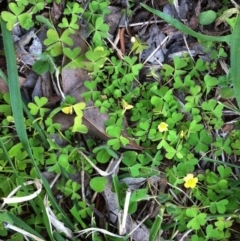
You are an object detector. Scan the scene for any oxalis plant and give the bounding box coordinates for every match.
[1,0,240,240]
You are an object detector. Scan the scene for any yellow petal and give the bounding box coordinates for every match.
[62,106,73,114]
[122,99,134,110]
[158,122,168,132]
[183,174,198,189]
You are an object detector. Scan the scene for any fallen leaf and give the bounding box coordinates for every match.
[53,19,142,150]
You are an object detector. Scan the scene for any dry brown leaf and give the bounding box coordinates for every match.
[189,0,201,29]
[53,18,142,150]
[0,76,25,94]
[54,82,143,150]
[105,6,122,35]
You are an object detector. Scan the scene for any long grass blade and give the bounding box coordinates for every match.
[0,210,45,240]
[0,60,48,148]
[0,17,74,234]
[141,4,231,44]
[230,14,240,109]
[149,208,164,241]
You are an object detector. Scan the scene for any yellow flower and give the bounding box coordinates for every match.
[158,122,168,132]
[122,99,134,115]
[183,174,198,189]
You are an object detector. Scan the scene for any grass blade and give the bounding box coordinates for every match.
[0,56,48,148]
[141,4,231,44]
[230,14,240,108]
[0,210,45,240]
[0,17,74,234]
[149,208,164,241]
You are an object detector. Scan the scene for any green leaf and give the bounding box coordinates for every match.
[73,102,85,116]
[174,56,187,69]
[210,199,229,214]
[187,212,207,230]
[60,29,73,46]
[206,225,220,239]
[220,87,234,99]
[35,96,48,107]
[132,63,143,75]
[141,4,231,43]
[1,11,17,30]
[196,129,212,153]
[63,47,81,59]
[36,15,55,29]
[107,138,120,150]
[199,10,217,25]
[9,2,25,16]
[122,151,137,166]
[204,74,218,94]
[95,17,108,31]
[32,2,45,14]
[90,177,107,192]
[130,163,142,177]
[72,116,88,133]
[106,126,121,138]
[214,218,233,231]
[231,14,240,108]
[162,64,174,76]
[119,135,129,146]
[18,12,34,30]
[44,29,60,45]
[32,59,54,75]
[96,149,111,163]
[217,165,232,179]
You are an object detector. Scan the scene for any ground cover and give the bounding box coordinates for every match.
[0,0,240,240]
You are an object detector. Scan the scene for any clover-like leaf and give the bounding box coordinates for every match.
[186,208,207,230]
[210,199,229,214]
[9,2,25,15]
[107,138,121,150]
[28,96,48,116]
[63,47,81,60]
[64,2,83,15]
[1,11,17,30]
[72,116,88,133]
[18,12,34,30]
[106,126,121,138]
[90,177,107,192]
[44,29,60,45]
[32,2,45,13]
[73,102,86,117]
[119,135,129,146]
[204,74,218,94]
[59,29,73,46]
[217,165,232,179]
[95,17,109,33]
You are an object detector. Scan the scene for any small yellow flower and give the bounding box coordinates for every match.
[122,99,134,115]
[183,174,198,189]
[158,122,168,132]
